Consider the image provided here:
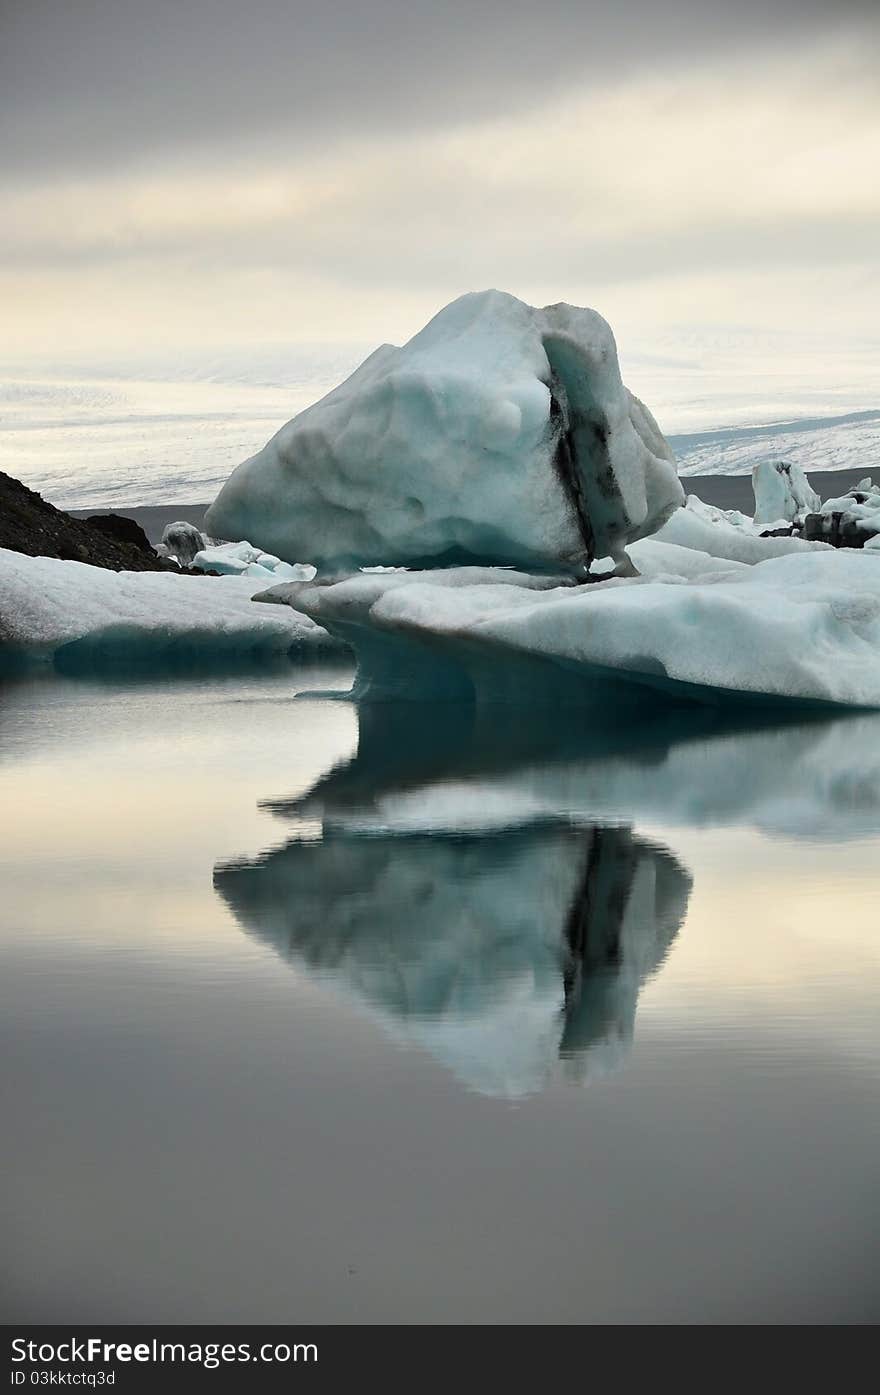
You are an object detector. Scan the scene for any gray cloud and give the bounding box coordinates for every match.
[2,2,878,354]
[1,0,874,176]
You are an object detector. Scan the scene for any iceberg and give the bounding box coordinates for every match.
[266,547,880,709]
[658,497,828,565]
[205,290,684,575]
[161,520,206,567]
[0,546,340,671]
[192,539,316,582]
[751,461,820,528]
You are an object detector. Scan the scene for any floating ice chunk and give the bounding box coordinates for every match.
[195,551,248,575]
[276,550,880,709]
[205,289,684,574]
[627,537,748,582]
[685,490,793,537]
[684,494,758,532]
[192,539,262,573]
[242,562,278,580]
[657,503,827,565]
[0,547,339,670]
[752,461,820,527]
[161,520,206,567]
[193,540,316,582]
[269,560,316,582]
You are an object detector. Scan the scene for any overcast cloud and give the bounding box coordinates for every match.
[1,1,878,354]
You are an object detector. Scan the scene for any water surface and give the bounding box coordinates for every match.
[2,668,879,1322]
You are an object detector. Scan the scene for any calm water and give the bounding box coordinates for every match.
[2,666,879,1323]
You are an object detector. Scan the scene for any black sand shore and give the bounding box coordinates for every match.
[69,466,874,545]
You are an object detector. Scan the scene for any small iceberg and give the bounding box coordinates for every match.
[751,460,821,529]
[192,538,316,582]
[0,546,341,671]
[160,520,207,568]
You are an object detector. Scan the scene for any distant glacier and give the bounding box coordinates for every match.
[2,329,877,509]
[671,409,880,478]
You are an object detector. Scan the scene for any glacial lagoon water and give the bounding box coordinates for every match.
[2,664,879,1323]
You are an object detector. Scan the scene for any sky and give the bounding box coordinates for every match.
[1,0,879,358]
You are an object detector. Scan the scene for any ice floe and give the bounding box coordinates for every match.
[0,547,339,670]
[659,496,828,564]
[192,539,316,582]
[269,543,880,709]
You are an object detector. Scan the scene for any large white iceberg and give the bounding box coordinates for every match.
[265,545,880,709]
[205,290,684,575]
[0,547,339,670]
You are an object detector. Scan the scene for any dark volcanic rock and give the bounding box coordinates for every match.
[84,512,154,553]
[802,478,879,549]
[0,470,195,573]
[803,511,872,549]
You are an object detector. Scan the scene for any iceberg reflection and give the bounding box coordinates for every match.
[215,821,688,1097]
[214,703,708,1095]
[215,702,880,1095]
[273,702,880,842]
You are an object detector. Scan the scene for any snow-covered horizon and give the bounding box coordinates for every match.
[2,327,878,510]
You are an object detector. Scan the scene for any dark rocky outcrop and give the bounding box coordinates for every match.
[84,512,154,554]
[802,511,875,549]
[800,479,879,550]
[0,470,202,573]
